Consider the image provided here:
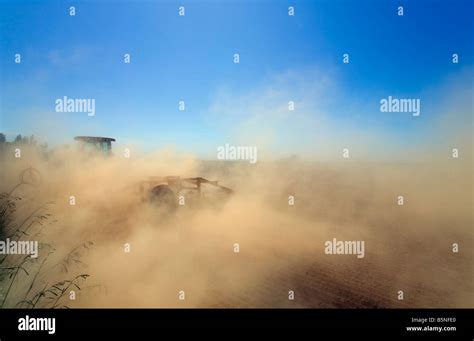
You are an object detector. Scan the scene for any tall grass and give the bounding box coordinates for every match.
[0,168,92,308]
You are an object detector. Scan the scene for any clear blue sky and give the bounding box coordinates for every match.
[0,0,472,158]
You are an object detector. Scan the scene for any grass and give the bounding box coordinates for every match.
[0,168,92,308]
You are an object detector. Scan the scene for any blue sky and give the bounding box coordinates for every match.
[0,0,472,159]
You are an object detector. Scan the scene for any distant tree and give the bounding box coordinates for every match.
[28,135,37,145]
[0,133,5,144]
[14,134,22,143]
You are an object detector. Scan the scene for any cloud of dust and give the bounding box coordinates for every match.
[0,69,472,308]
[1,131,471,308]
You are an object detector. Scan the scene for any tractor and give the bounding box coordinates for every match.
[74,136,233,209]
[74,136,116,156]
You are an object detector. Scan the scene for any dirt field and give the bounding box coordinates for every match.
[0,147,472,308]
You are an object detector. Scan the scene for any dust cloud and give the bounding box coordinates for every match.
[0,137,472,308]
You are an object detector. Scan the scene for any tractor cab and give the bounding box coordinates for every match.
[74,136,116,156]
